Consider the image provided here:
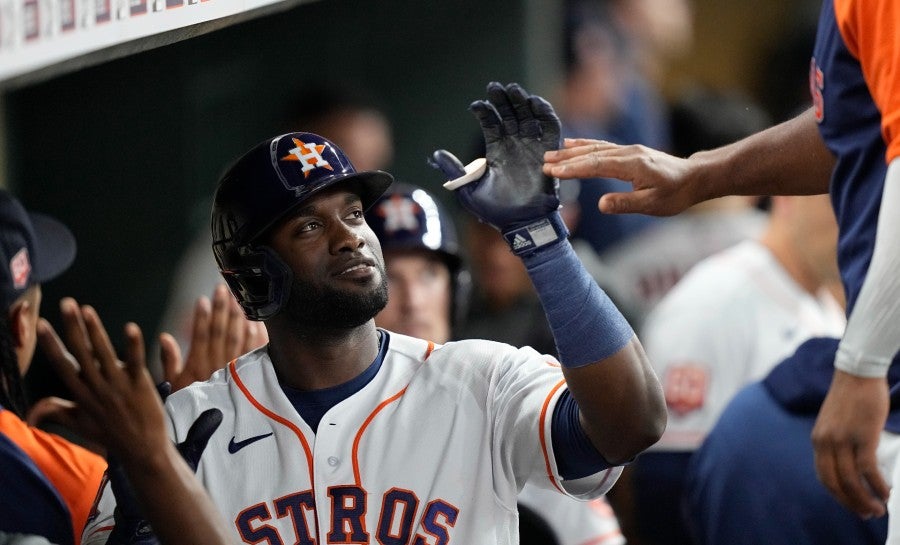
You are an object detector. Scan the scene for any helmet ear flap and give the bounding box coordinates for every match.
[219,245,293,321]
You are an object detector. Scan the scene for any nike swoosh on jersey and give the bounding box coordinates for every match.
[228,432,274,454]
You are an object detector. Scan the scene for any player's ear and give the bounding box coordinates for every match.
[8,286,41,375]
[9,298,33,349]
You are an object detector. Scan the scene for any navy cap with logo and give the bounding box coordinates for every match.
[0,190,76,309]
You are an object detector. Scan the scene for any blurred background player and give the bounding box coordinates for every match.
[0,189,106,545]
[591,87,771,330]
[558,0,692,257]
[685,336,893,545]
[367,182,469,344]
[629,192,845,544]
[367,182,625,545]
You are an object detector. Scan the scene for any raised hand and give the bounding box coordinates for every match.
[37,298,232,545]
[161,283,267,391]
[543,138,699,216]
[37,298,167,458]
[106,409,223,545]
[431,82,567,256]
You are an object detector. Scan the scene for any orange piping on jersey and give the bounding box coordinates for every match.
[424,341,435,360]
[229,360,314,485]
[539,379,567,493]
[578,530,625,545]
[351,387,408,486]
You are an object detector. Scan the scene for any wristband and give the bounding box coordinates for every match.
[523,239,634,367]
[502,212,569,257]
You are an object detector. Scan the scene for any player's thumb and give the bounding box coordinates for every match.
[429,150,467,180]
[599,190,644,215]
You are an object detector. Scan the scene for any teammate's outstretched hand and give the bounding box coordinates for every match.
[431,82,563,246]
[37,297,167,460]
[543,138,699,216]
[37,298,233,545]
[160,283,267,391]
[812,371,890,519]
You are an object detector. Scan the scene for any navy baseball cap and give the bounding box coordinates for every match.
[0,190,76,309]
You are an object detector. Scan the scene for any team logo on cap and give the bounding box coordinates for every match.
[376,194,421,234]
[280,138,334,178]
[10,248,31,289]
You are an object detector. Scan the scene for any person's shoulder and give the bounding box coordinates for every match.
[381,330,439,362]
[657,241,762,303]
[0,408,101,465]
[168,345,269,406]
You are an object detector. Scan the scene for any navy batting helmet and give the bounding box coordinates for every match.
[211,132,394,321]
[365,182,471,329]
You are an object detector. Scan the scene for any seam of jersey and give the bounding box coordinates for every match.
[351,386,408,486]
[424,340,435,360]
[229,360,315,485]
[540,379,567,493]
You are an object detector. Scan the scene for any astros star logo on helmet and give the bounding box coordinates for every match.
[377,194,422,234]
[281,138,334,177]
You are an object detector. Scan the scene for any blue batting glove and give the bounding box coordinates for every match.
[430,82,567,256]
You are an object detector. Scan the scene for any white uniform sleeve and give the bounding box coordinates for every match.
[835,158,900,376]
[487,343,621,503]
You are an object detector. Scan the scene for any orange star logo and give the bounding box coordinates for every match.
[281,138,334,177]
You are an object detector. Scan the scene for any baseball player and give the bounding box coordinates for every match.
[366,183,625,545]
[684,337,894,544]
[633,193,845,544]
[543,0,900,525]
[366,181,469,345]
[0,190,107,545]
[81,82,665,545]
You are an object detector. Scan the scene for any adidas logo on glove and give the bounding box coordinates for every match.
[512,234,533,251]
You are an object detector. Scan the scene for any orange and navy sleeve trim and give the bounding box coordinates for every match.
[834,0,900,161]
[538,379,567,493]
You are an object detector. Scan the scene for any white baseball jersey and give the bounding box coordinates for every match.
[517,483,625,545]
[580,209,767,330]
[83,332,621,545]
[642,240,846,451]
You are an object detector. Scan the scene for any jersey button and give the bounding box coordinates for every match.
[327,456,340,467]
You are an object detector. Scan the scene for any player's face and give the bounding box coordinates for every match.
[374,249,452,343]
[267,186,388,329]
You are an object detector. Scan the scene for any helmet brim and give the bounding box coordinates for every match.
[252,169,394,244]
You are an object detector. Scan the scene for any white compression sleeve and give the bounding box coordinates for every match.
[835,158,900,377]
